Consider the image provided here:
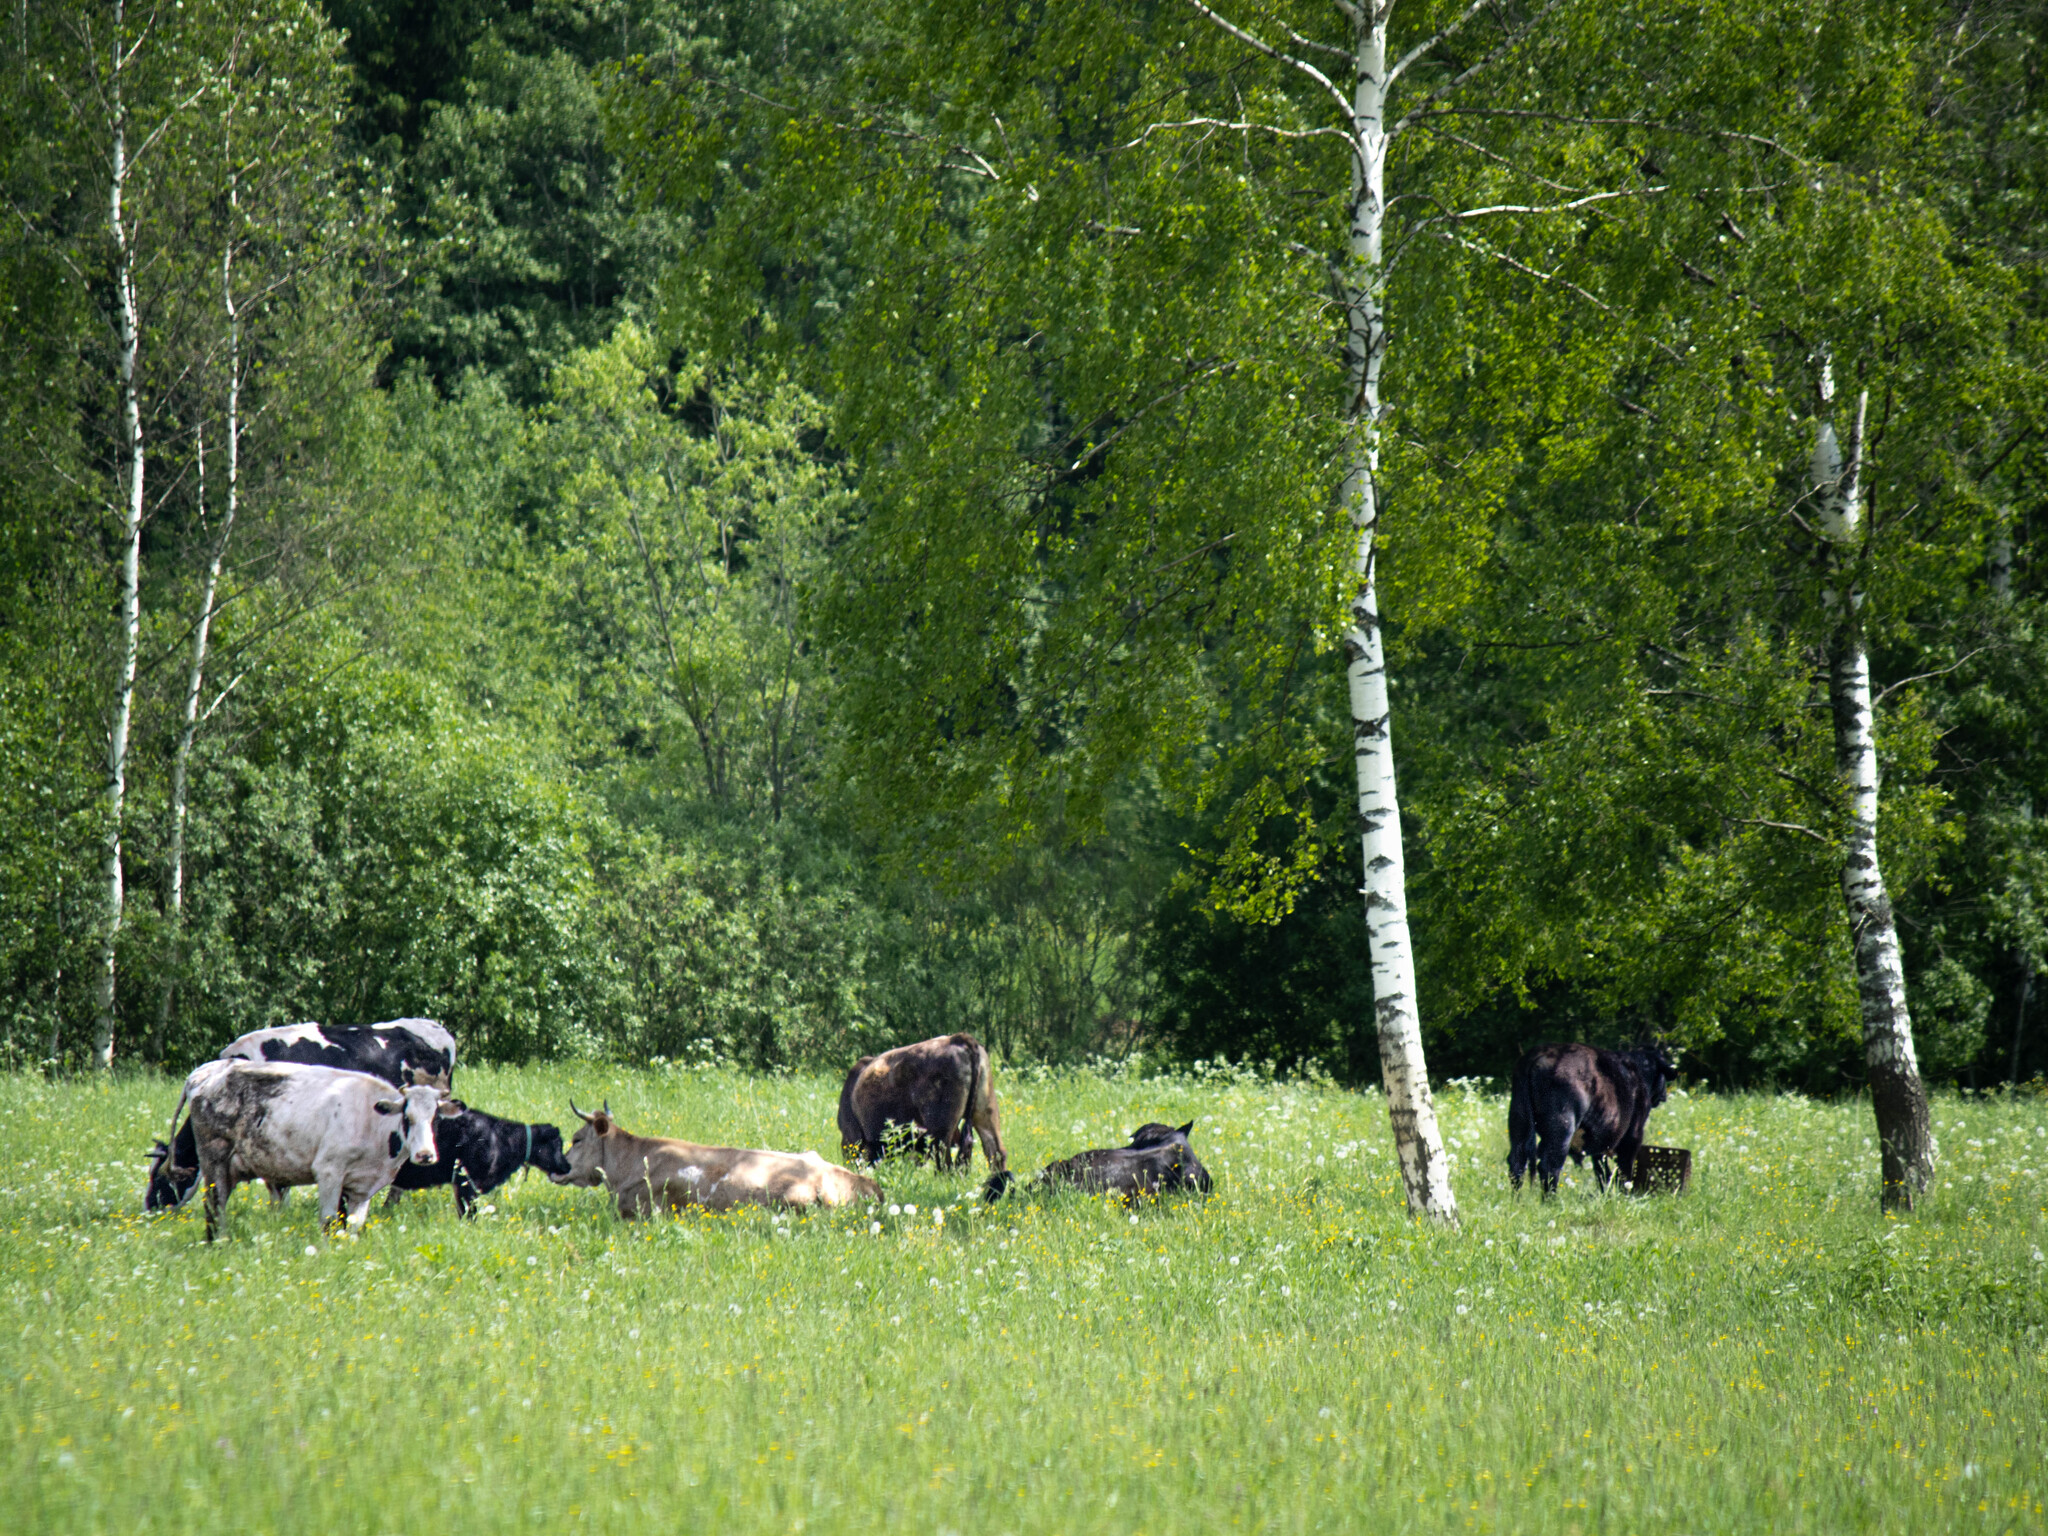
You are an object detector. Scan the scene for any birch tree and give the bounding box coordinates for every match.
[615,0,1690,1218]
[1803,374,1933,1203]
[1374,3,2026,1201]
[69,0,220,1069]
[151,4,353,1059]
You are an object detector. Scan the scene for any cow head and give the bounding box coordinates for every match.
[1131,1121,1212,1195]
[555,1099,616,1186]
[405,1064,454,1093]
[1627,1040,1679,1108]
[374,1085,462,1165]
[527,1123,572,1180]
[143,1138,198,1211]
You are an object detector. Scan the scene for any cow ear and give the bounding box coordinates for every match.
[436,1099,464,1118]
[1178,1120,1195,1136]
[374,1099,403,1116]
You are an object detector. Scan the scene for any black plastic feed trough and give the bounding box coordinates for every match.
[1627,1144,1693,1195]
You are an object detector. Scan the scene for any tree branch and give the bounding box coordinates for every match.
[1387,0,1496,85]
[1179,0,1355,118]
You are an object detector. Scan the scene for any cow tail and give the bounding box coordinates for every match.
[164,1075,195,1151]
[966,1036,994,1136]
[1507,1058,1537,1169]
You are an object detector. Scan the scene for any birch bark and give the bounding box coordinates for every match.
[1341,2,1456,1221]
[154,226,242,1060]
[1813,382,1935,1208]
[93,0,145,1071]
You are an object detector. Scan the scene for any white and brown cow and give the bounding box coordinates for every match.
[179,1060,459,1241]
[552,1101,880,1218]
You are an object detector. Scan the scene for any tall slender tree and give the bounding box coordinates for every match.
[615,0,1690,1217]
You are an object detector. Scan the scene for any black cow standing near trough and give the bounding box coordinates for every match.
[1507,1040,1676,1198]
[389,1107,571,1216]
[146,1019,458,1211]
[984,1121,1212,1205]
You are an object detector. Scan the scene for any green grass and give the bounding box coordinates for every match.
[6,1063,2046,1535]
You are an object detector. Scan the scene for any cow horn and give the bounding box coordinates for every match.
[601,1098,612,1119]
[569,1099,593,1124]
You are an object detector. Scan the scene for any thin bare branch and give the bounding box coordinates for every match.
[1873,649,1989,707]
[1122,115,1357,150]
[1179,0,1355,118]
[1388,0,1496,85]
[1732,817,1832,845]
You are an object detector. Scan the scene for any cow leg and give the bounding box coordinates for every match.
[1613,1134,1645,1193]
[453,1165,479,1218]
[1507,1085,1532,1193]
[343,1180,378,1232]
[314,1164,348,1231]
[266,1181,289,1208]
[200,1158,235,1243]
[920,1081,972,1172]
[970,1093,1009,1174]
[1536,1111,1576,1199]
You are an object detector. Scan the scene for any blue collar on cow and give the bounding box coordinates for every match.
[523,1123,533,1166]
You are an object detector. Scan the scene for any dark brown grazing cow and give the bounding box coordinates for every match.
[1507,1040,1676,1197]
[838,1033,1009,1173]
[983,1121,1211,1205]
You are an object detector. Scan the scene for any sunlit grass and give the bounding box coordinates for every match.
[6,1064,2045,1534]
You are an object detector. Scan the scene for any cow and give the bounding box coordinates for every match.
[552,1101,881,1218]
[176,1060,461,1241]
[220,1018,457,1086]
[389,1107,571,1216]
[837,1032,1009,1173]
[145,1018,458,1212]
[1507,1039,1677,1198]
[983,1121,1212,1205]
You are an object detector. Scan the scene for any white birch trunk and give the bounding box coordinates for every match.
[1813,386,1935,1208]
[93,0,144,1071]
[1986,516,2012,600]
[154,186,243,1061]
[1342,3,1456,1222]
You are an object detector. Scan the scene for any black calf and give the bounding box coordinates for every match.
[391,1109,570,1216]
[984,1121,1212,1205]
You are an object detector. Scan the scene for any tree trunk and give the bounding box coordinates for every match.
[1814,386,1934,1209]
[94,0,144,1072]
[2009,964,2032,1088]
[156,247,240,1060]
[1342,4,1456,1222]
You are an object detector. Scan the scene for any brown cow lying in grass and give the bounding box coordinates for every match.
[552,1101,881,1217]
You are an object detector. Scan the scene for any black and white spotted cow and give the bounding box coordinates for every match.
[179,1060,460,1240]
[146,1019,458,1211]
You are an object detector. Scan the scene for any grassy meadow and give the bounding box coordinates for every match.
[5,1062,2046,1535]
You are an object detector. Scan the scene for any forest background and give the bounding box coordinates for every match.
[3,0,2045,1098]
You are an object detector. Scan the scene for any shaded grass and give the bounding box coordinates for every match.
[5,1065,2046,1534]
